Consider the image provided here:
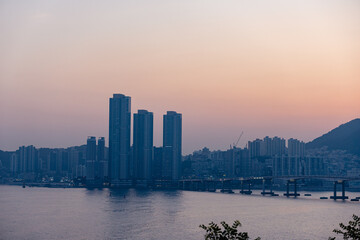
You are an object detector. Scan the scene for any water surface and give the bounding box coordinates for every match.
[0,185,359,240]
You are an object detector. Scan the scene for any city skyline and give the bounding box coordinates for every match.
[0,0,359,154]
[0,92,358,155]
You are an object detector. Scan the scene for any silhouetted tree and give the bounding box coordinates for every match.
[199,220,261,240]
[329,214,360,240]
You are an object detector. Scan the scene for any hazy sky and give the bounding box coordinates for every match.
[0,0,359,154]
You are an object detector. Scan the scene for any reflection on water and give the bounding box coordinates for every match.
[0,185,359,240]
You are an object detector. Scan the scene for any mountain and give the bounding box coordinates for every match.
[306,118,360,156]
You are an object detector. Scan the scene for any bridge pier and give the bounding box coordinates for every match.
[261,178,274,196]
[240,180,252,195]
[330,180,348,200]
[283,179,300,197]
[221,180,234,193]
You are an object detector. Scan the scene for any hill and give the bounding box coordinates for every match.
[306,118,360,156]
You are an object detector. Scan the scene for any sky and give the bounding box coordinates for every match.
[0,0,359,154]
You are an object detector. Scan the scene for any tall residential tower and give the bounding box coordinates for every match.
[109,94,131,186]
[97,137,107,179]
[86,136,96,181]
[162,111,182,180]
[133,110,153,180]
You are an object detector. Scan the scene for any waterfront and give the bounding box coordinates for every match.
[0,185,359,240]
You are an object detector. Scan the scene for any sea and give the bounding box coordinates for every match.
[0,185,359,240]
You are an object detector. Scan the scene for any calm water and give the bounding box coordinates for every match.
[0,185,359,240]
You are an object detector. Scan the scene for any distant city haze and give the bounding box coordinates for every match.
[0,0,359,154]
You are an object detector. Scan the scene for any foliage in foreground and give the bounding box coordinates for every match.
[200,214,360,240]
[199,220,260,240]
[329,214,360,240]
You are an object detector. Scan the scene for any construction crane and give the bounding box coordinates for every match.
[233,131,244,149]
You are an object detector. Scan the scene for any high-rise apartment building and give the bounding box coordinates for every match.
[97,137,107,179]
[248,139,262,158]
[133,110,153,180]
[10,153,17,176]
[288,138,305,157]
[97,137,105,162]
[18,145,37,174]
[271,137,286,156]
[86,136,96,181]
[162,111,182,180]
[109,94,131,186]
[249,137,286,158]
[153,147,163,180]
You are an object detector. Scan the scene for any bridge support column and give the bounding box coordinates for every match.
[283,179,300,197]
[262,180,265,193]
[240,180,252,195]
[286,181,289,197]
[330,181,348,200]
[261,178,274,196]
[221,180,234,193]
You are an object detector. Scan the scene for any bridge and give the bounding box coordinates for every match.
[177,176,360,201]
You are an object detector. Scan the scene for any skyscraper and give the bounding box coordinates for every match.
[109,94,131,186]
[86,136,96,181]
[152,147,163,180]
[97,137,107,179]
[97,137,105,162]
[133,110,153,180]
[162,111,182,180]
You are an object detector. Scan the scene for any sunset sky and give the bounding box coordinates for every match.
[0,0,359,154]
